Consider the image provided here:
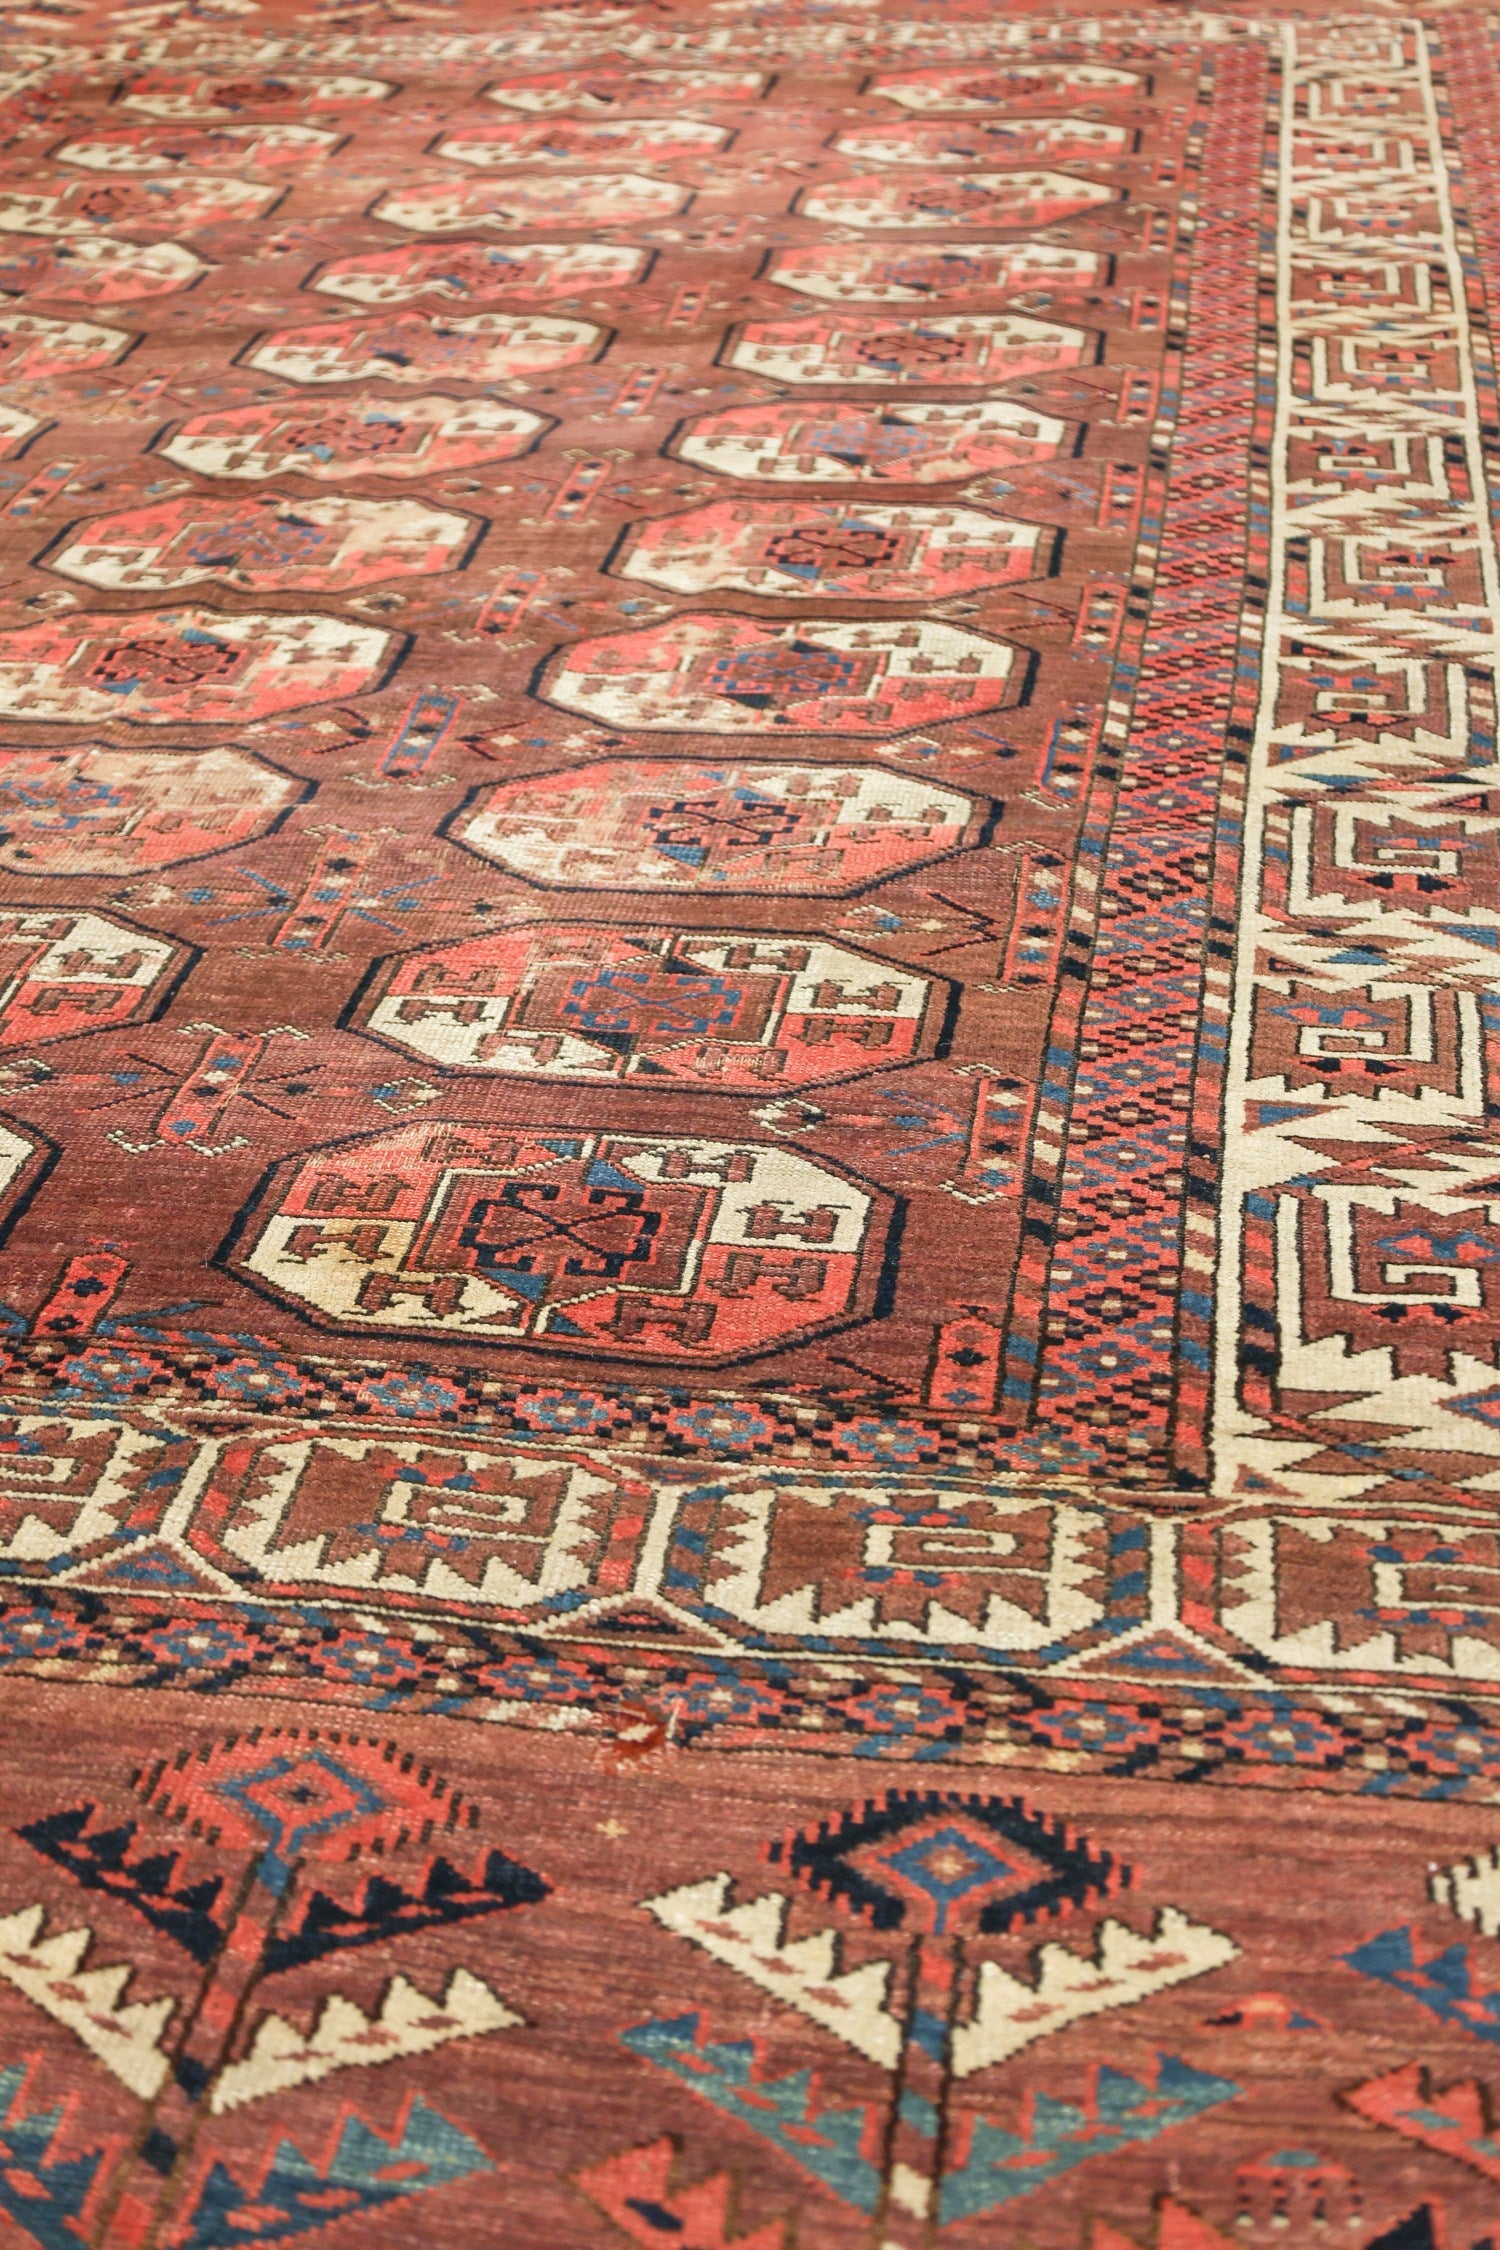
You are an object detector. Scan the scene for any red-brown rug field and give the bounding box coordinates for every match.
[0,0,1494,2241]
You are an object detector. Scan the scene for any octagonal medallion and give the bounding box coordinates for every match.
[355,924,944,1088]
[309,239,646,307]
[537,613,1020,733]
[672,396,1068,482]
[449,757,987,892]
[372,174,687,233]
[723,312,1092,386]
[613,499,1048,600]
[44,495,483,594]
[226,1120,895,1361]
[0,745,308,874]
[241,311,604,386]
[0,607,399,725]
[158,395,549,481]
[766,241,1102,304]
[796,169,1117,229]
[0,907,188,1045]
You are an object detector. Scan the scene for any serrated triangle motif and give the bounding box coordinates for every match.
[950,1907,1240,2077]
[211,1967,522,2111]
[641,1875,902,2067]
[0,1902,175,2097]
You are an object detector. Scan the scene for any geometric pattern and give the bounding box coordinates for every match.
[671,396,1070,481]
[2,0,1500,1807]
[611,500,1047,600]
[537,615,1021,733]
[766,242,1104,304]
[795,170,1117,230]
[483,68,769,111]
[225,1121,895,1360]
[371,175,689,233]
[352,924,944,1086]
[722,313,1092,386]
[0,909,185,1045]
[157,396,550,480]
[0,747,305,874]
[434,120,730,165]
[450,758,987,889]
[5,5,1500,2243]
[0,607,398,724]
[240,312,606,385]
[51,122,345,170]
[42,496,483,593]
[867,65,1144,109]
[766,1787,1129,1934]
[307,240,648,307]
[0,239,206,304]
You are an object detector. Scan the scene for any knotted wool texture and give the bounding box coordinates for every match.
[0,0,1492,2243]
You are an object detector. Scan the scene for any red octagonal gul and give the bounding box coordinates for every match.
[613,499,1050,601]
[0,907,189,1046]
[226,1119,896,1362]
[866,64,1144,111]
[673,396,1068,483]
[723,312,1093,386]
[0,607,401,726]
[449,757,988,894]
[309,239,647,307]
[434,118,729,164]
[115,71,397,120]
[766,241,1103,305]
[372,174,687,233]
[241,310,605,386]
[798,169,1117,228]
[537,613,1022,734]
[0,311,135,378]
[158,395,549,481]
[833,118,1129,164]
[0,176,277,236]
[483,67,769,112]
[43,495,483,593]
[0,239,205,303]
[354,924,946,1090]
[52,121,345,171]
[0,745,307,875]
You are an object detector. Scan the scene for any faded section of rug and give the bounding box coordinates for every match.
[0,0,1495,2238]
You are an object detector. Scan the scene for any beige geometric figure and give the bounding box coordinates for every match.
[0,1903,175,2098]
[212,1968,521,2113]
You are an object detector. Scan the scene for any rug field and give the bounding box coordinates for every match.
[0,0,1492,2239]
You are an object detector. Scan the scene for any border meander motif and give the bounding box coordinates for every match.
[1215,19,1500,1505]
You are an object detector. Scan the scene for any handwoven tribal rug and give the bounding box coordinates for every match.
[0,0,1498,2241]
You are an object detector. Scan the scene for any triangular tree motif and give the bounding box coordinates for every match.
[951,1908,1240,2076]
[1343,1928,1500,2047]
[19,1804,228,1965]
[264,1845,549,1975]
[1345,2060,1500,2184]
[618,2015,884,2214]
[938,2056,1243,2224]
[575,2135,792,2250]
[0,1904,176,2098]
[641,1875,902,2066]
[211,1968,522,2113]
[0,2060,113,2250]
[1089,2198,1236,2250]
[179,2093,492,2250]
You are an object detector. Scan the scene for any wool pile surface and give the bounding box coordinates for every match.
[0,0,1495,2240]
